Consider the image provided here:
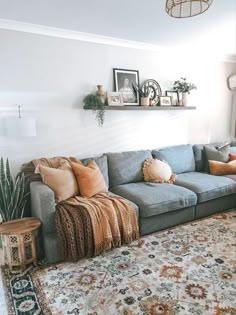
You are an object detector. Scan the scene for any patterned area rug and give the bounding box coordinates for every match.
[1,210,236,315]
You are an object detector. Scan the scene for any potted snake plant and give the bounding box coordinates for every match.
[133,84,151,106]
[0,157,28,224]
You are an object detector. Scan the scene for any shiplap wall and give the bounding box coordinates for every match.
[0,29,235,173]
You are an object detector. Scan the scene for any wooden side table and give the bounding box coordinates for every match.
[0,218,41,273]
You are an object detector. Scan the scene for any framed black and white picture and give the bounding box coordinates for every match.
[165,91,179,106]
[113,68,139,105]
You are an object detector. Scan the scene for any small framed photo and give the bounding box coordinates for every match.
[159,96,172,106]
[107,92,123,106]
[165,91,179,106]
[113,68,139,105]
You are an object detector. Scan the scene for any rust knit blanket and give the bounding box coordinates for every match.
[55,193,139,261]
[19,157,139,261]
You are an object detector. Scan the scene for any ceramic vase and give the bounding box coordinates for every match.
[96,85,105,104]
[182,93,188,106]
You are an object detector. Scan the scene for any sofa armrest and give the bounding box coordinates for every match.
[30,181,56,234]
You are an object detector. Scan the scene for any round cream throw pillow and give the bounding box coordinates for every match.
[143,158,176,183]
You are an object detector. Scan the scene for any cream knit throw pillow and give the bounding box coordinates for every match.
[143,158,176,184]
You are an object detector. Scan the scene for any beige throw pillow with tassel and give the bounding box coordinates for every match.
[143,158,176,184]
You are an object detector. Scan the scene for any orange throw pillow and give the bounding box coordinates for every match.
[208,160,236,175]
[229,153,236,161]
[35,161,79,203]
[71,160,108,198]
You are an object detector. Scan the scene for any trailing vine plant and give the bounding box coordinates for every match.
[83,94,105,127]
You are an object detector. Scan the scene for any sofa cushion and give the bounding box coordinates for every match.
[175,172,236,203]
[111,182,197,218]
[193,143,225,172]
[107,150,152,188]
[81,155,109,188]
[225,174,236,181]
[152,145,195,174]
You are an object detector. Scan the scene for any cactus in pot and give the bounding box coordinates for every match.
[0,158,28,223]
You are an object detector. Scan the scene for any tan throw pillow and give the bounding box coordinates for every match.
[71,160,108,198]
[35,161,79,203]
[208,160,236,175]
[143,158,176,183]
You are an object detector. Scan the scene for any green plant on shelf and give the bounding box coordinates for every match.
[173,77,197,94]
[83,94,105,127]
[0,158,28,223]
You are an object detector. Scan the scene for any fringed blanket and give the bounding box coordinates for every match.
[56,193,139,261]
[19,157,139,261]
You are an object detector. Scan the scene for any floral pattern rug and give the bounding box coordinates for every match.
[1,210,236,315]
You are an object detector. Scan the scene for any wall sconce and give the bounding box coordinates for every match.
[4,105,36,137]
[229,75,236,91]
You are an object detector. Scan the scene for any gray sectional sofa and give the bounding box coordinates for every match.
[30,143,236,263]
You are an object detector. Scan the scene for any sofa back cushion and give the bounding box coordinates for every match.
[204,145,230,172]
[152,145,195,174]
[107,150,152,188]
[193,142,225,172]
[230,146,236,154]
[81,155,109,188]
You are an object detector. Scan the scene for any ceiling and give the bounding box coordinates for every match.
[0,0,235,55]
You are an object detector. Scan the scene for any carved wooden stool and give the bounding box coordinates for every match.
[0,218,41,273]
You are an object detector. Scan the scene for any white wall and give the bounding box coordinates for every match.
[0,29,235,173]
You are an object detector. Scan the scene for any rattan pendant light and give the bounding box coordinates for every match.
[166,0,213,18]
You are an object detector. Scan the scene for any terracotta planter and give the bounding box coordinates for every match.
[141,97,150,106]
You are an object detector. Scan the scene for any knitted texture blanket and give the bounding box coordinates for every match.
[56,193,139,261]
[20,157,139,261]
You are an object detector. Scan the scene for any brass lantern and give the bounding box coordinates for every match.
[166,0,213,18]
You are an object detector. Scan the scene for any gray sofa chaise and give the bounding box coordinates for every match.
[30,143,236,263]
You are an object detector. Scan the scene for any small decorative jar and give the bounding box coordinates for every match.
[182,93,188,106]
[96,85,105,104]
[141,97,150,106]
